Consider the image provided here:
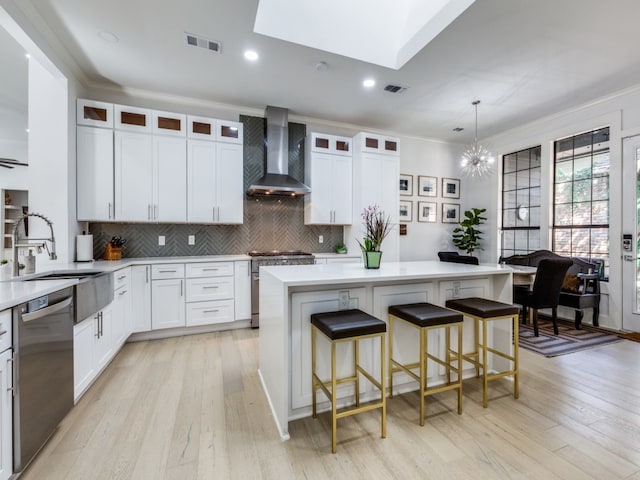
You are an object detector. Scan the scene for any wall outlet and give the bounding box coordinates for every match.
[188,235,195,245]
[158,235,165,246]
[319,235,324,244]
[338,290,349,310]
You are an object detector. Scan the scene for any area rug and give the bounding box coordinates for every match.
[518,318,623,357]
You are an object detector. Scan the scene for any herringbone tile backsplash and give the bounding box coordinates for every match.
[89,116,344,258]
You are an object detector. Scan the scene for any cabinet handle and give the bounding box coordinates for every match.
[108,202,113,219]
[212,206,216,222]
[148,204,151,220]
[0,330,6,336]
[202,268,219,271]
[154,204,158,220]
[117,275,127,280]
[146,266,149,283]
[7,357,14,396]
[159,269,177,273]
[99,312,104,337]
[95,313,100,338]
[202,285,219,289]
[180,280,183,297]
[119,290,128,296]
[203,309,219,314]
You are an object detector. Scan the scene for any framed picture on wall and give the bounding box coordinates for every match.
[442,178,460,199]
[418,201,437,223]
[399,200,413,222]
[418,176,437,197]
[399,174,413,196]
[442,203,460,223]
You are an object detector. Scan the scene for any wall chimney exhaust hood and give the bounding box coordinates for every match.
[247,106,311,196]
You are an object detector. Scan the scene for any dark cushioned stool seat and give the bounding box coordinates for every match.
[311,309,386,340]
[389,302,462,327]
[446,297,519,319]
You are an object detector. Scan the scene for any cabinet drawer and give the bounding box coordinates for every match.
[186,277,234,302]
[151,264,185,280]
[186,299,234,326]
[77,99,113,128]
[185,262,234,278]
[113,267,131,291]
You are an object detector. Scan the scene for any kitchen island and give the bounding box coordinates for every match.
[258,260,515,439]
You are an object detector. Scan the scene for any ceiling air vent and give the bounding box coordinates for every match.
[184,32,221,53]
[384,84,409,94]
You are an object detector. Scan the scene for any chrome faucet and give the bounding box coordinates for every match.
[12,212,57,276]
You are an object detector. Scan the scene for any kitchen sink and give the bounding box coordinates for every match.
[23,271,105,280]
[21,270,114,322]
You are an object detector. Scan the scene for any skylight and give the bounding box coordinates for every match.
[253,0,475,70]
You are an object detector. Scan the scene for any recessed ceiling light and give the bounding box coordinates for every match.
[244,50,259,61]
[363,79,375,88]
[98,30,119,43]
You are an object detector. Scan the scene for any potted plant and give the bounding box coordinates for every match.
[358,205,392,269]
[452,207,487,255]
[0,259,9,280]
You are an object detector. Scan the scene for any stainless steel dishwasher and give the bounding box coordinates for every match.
[12,286,74,473]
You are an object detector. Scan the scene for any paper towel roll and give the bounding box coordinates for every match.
[76,234,94,262]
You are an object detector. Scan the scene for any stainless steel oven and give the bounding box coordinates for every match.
[249,251,315,328]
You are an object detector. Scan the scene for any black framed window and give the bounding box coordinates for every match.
[501,146,541,258]
[553,127,609,274]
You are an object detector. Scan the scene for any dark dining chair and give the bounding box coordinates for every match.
[513,258,573,336]
[437,251,479,265]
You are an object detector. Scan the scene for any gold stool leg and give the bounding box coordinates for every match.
[457,323,463,414]
[380,332,387,438]
[445,326,451,385]
[513,314,519,400]
[388,316,394,398]
[482,318,488,408]
[312,326,317,418]
[355,338,360,408]
[331,340,337,454]
[419,326,426,426]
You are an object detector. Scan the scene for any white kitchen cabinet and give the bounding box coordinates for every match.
[347,132,400,261]
[187,139,243,224]
[304,133,352,225]
[114,104,152,132]
[154,135,187,222]
[115,131,187,222]
[152,278,186,330]
[115,130,153,221]
[77,125,115,221]
[185,261,234,327]
[112,267,131,347]
[77,99,113,128]
[74,305,113,401]
[131,265,152,333]
[0,310,11,480]
[234,260,251,320]
[290,288,367,410]
[0,348,11,480]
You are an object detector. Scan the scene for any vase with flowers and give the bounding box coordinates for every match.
[358,205,392,269]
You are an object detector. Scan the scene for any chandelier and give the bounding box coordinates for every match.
[460,100,495,178]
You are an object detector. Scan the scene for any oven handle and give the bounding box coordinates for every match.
[21,296,73,323]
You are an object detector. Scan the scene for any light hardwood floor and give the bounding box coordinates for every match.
[20,329,640,480]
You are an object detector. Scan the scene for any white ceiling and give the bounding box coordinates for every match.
[11,0,640,142]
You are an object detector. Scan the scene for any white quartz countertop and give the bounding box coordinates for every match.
[0,254,252,311]
[261,260,513,287]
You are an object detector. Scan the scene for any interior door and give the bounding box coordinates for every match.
[621,135,640,331]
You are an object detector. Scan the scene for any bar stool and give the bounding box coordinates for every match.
[445,297,520,408]
[388,303,463,426]
[311,309,387,453]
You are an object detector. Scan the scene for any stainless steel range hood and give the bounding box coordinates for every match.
[247,106,311,196]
